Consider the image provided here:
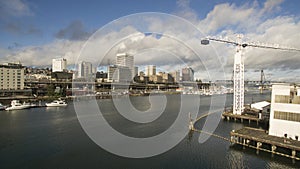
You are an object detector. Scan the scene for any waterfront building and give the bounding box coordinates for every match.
[52,58,67,72]
[51,72,73,81]
[107,65,118,82]
[250,101,270,120]
[149,74,163,83]
[182,67,194,82]
[116,53,134,79]
[269,84,300,140]
[0,62,25,90]
[145,65,156,76]
[162,72,174,83]
[107,65,131,82]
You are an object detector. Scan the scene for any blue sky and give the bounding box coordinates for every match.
[1,0,300,81]
[1,0,299,48]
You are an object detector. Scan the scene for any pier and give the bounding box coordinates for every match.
[190,112,300,161]
[222,112,260,124]
[230,127,300,160]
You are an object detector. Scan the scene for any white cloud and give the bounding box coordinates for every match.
[198,3,255,34]
[1,0,300,82]
[1,40,84,66]
[261,0,284,14]
[0,0,33,18]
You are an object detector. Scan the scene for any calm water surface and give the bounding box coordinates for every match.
[0,91,299,168]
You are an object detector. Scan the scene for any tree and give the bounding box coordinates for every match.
[47,84,55,97]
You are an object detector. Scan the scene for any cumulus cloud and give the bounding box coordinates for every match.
[198,3,255,33]
[55,20,94,41]
[0,40,84,66]
[184,0,300,81]
[1,0,300,82]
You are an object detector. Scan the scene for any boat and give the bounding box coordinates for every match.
[45,99,67,107]
[30,103,38,108]
[5,100,31,111]
[0,103,6,110]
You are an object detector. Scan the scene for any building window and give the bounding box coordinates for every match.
[275,95,300,104]
[292,96,300,104]
[274,111,300,122]
[275,95,290,103]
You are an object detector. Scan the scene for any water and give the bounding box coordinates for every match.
[0,92,299,169]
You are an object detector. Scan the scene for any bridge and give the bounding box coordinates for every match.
[24,80,212,91]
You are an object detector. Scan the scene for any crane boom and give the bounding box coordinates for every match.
[246,44,300,52]
[203,37,300,51]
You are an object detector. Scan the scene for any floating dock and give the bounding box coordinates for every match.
[230,127,300,160]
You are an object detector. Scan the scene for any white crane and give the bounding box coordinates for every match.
[201,35,300,115]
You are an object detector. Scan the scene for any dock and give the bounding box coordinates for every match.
[230,127,300,160]
[222,112,261,124]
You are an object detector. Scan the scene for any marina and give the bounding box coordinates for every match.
[1,94,299,168]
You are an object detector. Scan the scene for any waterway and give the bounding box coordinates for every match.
[0,91,299,168]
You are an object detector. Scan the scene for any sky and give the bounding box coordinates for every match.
[1,0,300,82]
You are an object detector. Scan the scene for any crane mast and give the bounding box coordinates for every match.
[233,35,244,115]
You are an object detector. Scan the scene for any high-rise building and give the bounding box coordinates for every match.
[52,58,67,72]
[170,70,180,83]
[133,66,138,78]
[182,67,194,82]
[269,84,300,140]
[116,53,134,78]
[107,65,118,82]
[0,62,25,90]
[107,65,131,82]
[145,65,156,76]
[77,61,93,78]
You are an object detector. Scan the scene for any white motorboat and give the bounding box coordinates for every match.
[46,100,67,107]
[0,103,6,110]
[5,100,31,111]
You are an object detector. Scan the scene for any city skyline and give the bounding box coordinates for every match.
[0,0,300,82]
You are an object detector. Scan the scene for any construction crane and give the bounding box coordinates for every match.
[201,35,300,115]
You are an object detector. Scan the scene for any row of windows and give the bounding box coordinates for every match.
[0,71,22,73]
[0,79,22,81]
[0,88,22,90]
[0,84,21,86]
[0,69,22,71]
[274,111,300,122]
[275,95,300,104]
[0,82,21,84]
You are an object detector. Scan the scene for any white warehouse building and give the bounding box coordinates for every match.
[269,84,300,141]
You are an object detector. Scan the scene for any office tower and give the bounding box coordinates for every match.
[0,62,25,90]
[145,65,156,76]
[52,58,67,72]
[182,67,194,82]
[116,53,134,78]
[77,61,93,78]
